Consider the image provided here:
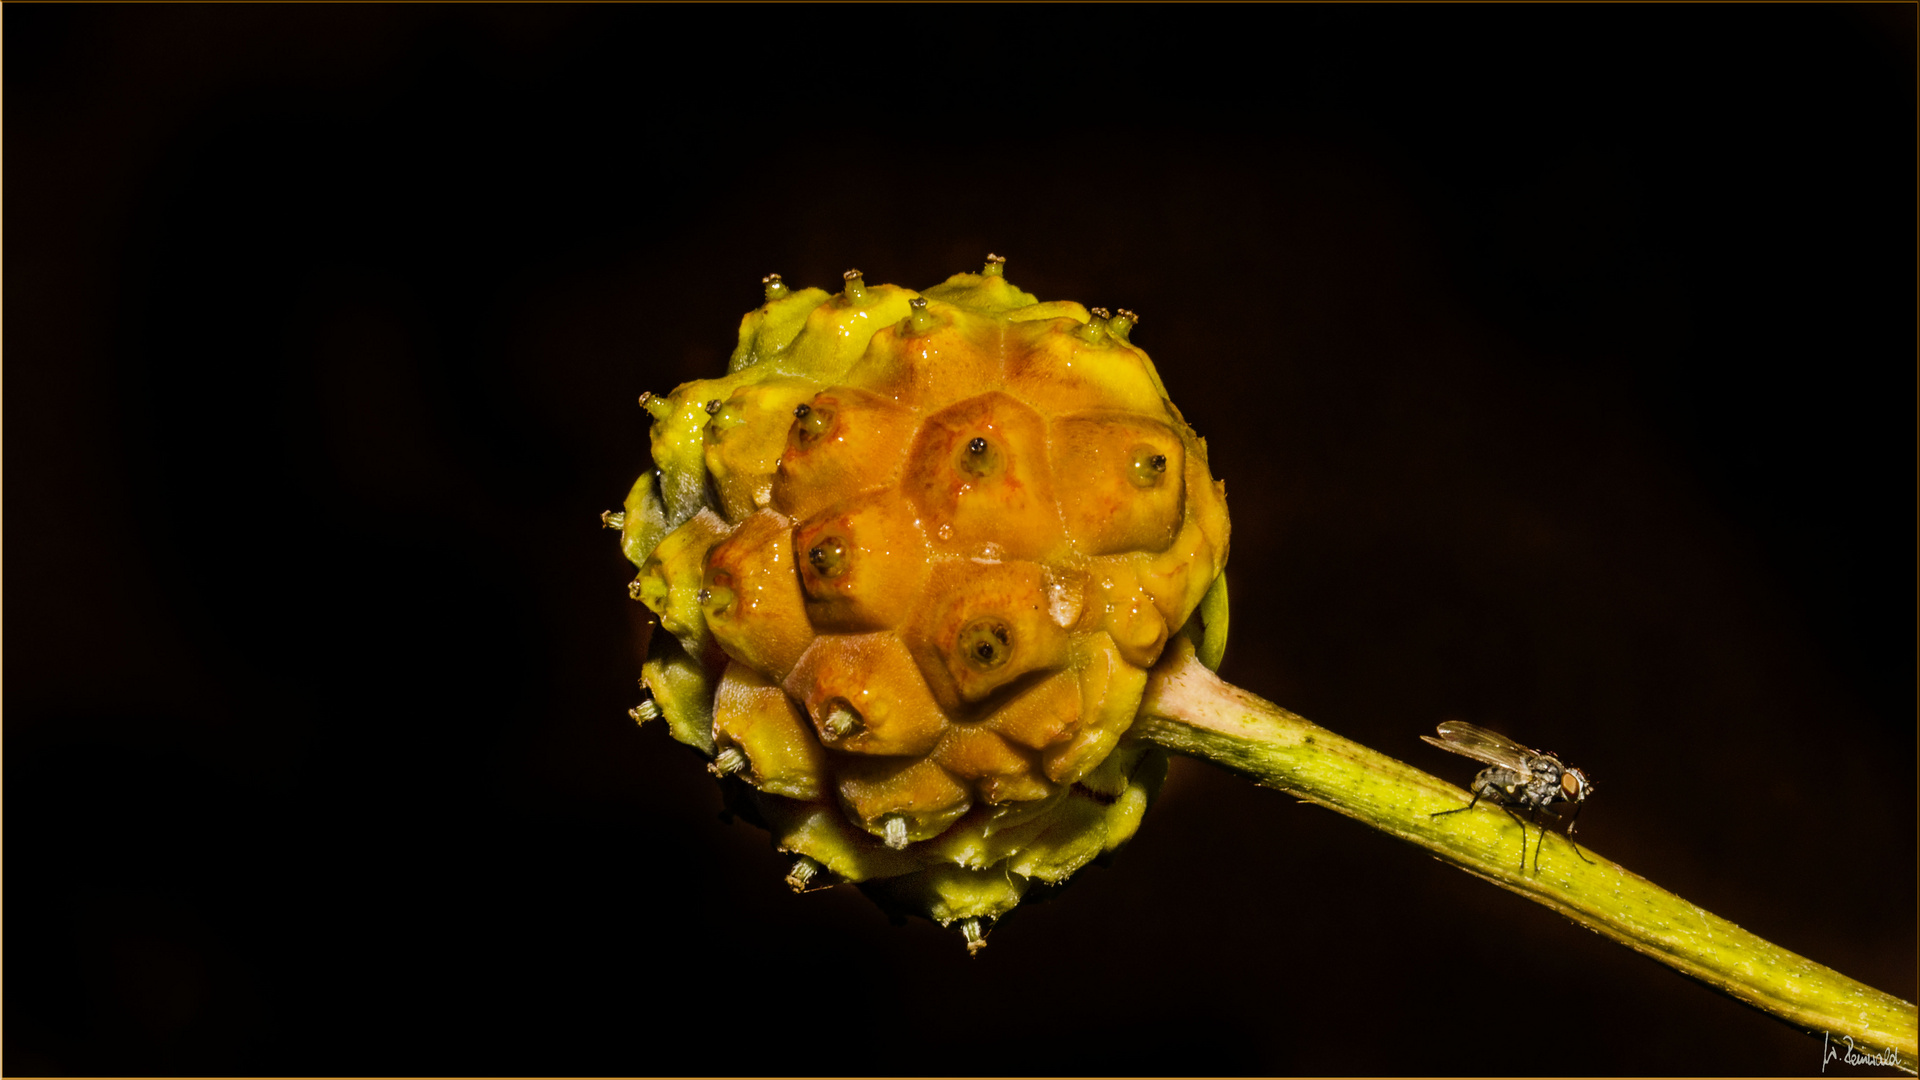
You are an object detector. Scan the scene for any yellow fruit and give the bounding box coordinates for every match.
[613,259,1229,950]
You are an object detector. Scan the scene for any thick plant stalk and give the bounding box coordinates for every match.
[1136,638,1917,1072]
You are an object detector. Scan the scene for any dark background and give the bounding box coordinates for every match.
[8,5,1913,1076]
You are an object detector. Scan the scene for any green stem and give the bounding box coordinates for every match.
[1136,639,1917,1073]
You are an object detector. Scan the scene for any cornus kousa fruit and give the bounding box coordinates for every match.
[610,257,1229,952]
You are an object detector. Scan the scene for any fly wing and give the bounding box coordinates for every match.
[1421,721,1537,773]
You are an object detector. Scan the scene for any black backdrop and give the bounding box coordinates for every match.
[8,6,1913,1076]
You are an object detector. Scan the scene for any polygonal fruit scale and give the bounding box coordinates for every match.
[611,257,1228,952]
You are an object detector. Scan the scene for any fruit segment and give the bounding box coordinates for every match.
[836,756,973,846]
[704,376,821,522]
[618,471,672,571]
[633,508,731,657]
[645,378,733,525]
[839,300,1006,414]
[776,274,918,383]
[700,509,813,682]
[771,387,919,520]
[981,669,1081,751]
[902,392,1065,562]
[1138,491,1229,634]
[792,492,931,633]
[1003,316,1169,420]
[784,633,947,758]
[932,725,1053,805]
[728,279,832,374]
[919,262,1039,315]
[641,633,716,755]
[905,559,1073,709]
[1087,557,1172,669]
[1042,632,1150,786]
[712,663,829,801]
[1051,412,1186,556]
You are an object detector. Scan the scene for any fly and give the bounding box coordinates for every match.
[1422,720,1595,874]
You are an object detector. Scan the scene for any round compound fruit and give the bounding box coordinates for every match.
[612,258,1229,951]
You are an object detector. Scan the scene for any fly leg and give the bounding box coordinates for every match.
[1433,777,1534,873]
[1536,805,1597,869]
[1504,805,1535,874]
[1559,802,1596,865]
[1430,786,1484,821]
